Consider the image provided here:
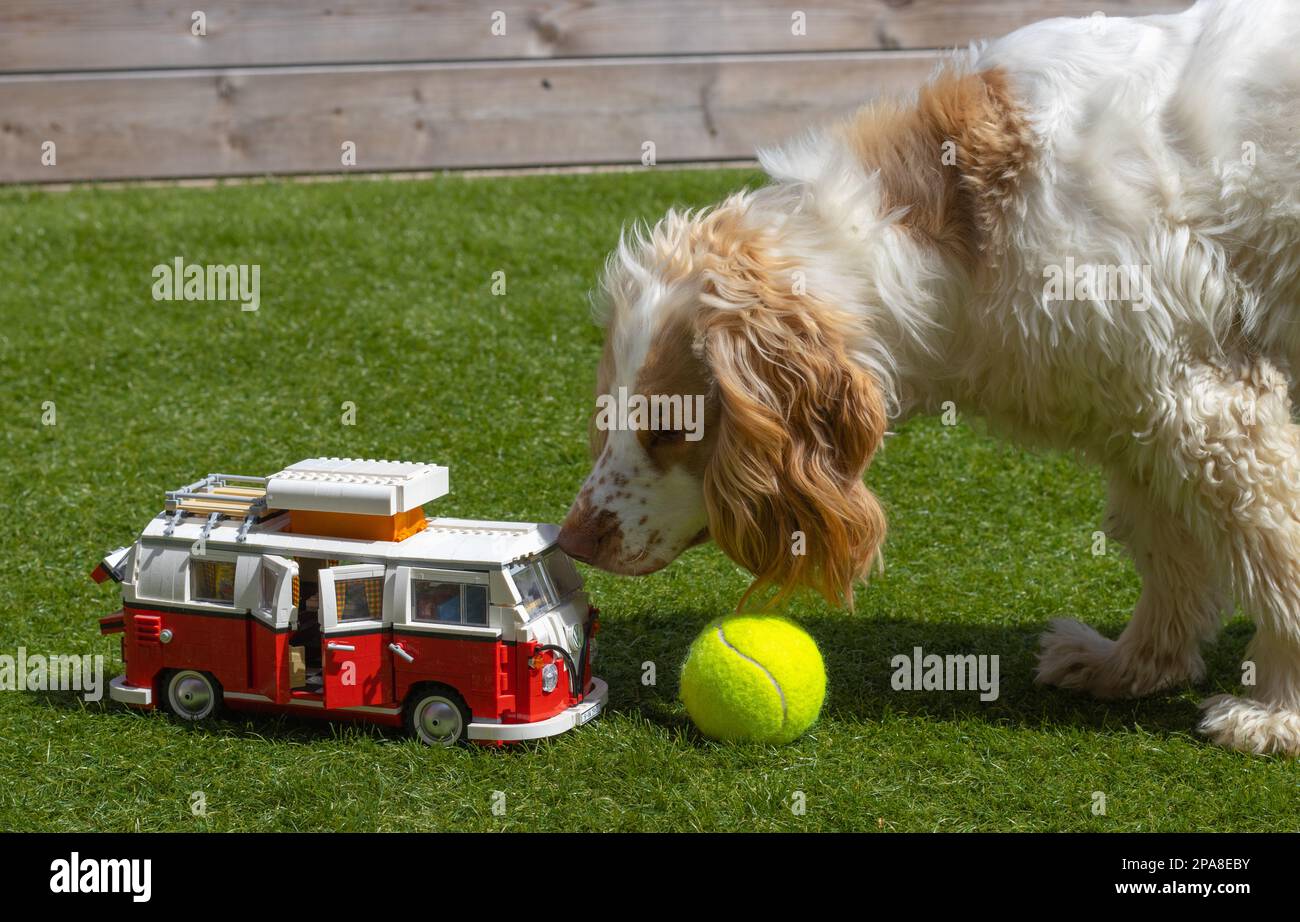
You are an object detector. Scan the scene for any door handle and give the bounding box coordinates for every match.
[326,641,356,653]
[388,642,415,663]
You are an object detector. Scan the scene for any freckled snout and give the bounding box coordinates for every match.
[558,498,624,566]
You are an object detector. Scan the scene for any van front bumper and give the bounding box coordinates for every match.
[467,677,607,742]
[109,675,154,707]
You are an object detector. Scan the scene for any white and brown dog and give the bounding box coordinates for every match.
[558,0,1300,754]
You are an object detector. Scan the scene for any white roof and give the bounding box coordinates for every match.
[265,458,449,516]
[141,513,559,568]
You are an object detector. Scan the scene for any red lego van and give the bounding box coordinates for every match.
[92,458,605,745]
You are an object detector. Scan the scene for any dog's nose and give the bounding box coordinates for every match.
[558,515,600,563]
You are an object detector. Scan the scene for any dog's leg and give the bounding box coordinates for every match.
[1037,474,1227,698]
[1157,360,1300,755]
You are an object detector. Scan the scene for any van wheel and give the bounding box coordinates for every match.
[163,669,222,721]
[405,686,470,746]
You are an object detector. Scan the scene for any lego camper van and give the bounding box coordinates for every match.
[92,458,606,745]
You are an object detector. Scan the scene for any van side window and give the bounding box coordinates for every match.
[466,585,488,626]
[411,579,488,626]
[335,576,383,622]
[412,580,462,624]
[193,560,235,604]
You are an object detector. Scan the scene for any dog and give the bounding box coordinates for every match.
[558,0,1300,755]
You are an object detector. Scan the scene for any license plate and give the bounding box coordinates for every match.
[577,700,602,726]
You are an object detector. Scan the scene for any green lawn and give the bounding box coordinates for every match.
[0,170,1294,832]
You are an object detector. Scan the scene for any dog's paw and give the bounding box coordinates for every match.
[1035,617,1196,699]
[1199,694,1300,756]
[1035,618,1119,694]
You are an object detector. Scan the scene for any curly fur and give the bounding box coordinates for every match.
[695,225,888,609]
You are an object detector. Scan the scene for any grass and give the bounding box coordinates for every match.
[0,169,1295,832]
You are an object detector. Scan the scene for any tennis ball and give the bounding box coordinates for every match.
[680,615,826,744]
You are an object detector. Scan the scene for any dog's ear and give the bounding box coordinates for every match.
[698,243,887,610]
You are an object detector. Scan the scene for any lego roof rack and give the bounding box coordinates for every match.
[163,472,272,542]
[164,458,450,543]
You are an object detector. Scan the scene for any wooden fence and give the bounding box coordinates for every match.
[0,1,1188,183]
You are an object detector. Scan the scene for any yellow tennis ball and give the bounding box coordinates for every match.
[680,615,826,744]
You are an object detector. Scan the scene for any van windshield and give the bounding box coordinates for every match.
[507,551,582,617]
[508,560,551,616]
[542,550,582,598]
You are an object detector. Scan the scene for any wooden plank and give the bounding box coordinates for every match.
[0,1,1191,72]
[0,52,941,183]
[177,499,255,514]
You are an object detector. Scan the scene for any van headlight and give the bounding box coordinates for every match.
[541,662,559,694]
[569,623,584,648]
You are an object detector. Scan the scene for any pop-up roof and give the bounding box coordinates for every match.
[162,458,450,544]
[265,458,449,516]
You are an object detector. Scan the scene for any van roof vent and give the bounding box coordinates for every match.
[427,521,534,538]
